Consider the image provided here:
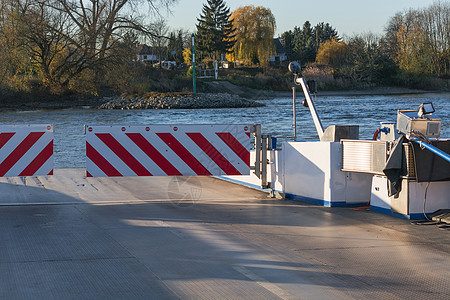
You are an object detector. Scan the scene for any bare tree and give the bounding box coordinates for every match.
[13,1,85,90]
[385,2,450,76]
[421,1,450,76]
[0,0,176,91]
[147,17,169,67]
[44,0,175,62]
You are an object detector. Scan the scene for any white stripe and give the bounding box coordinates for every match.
[0,132,53,177]
[149,133,194,175]
[187,131,232,175]
[86,157,107,177]
[34,154,53,176]
[151,132,201,175]
[89,134,134,176]
[86,125,251,177]
[87,133,136,176]
[115,133,165,175]
[200,131,248,174]
[197,129,249,174]
[5,133,52,177]
[0,124,52,133]
[0,131,29,159]
[172,131,223,175]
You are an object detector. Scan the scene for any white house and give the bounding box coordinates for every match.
[137,44,158,63]
[269,38,288,64]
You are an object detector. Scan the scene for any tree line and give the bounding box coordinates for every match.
[282,1,449,88]
[195,0,449,89]
[193,1,276,67]
[0,0,448,97]
[0,0,176,94]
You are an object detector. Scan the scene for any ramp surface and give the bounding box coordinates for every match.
[0,169,449,299]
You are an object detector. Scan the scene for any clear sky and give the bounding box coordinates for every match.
[163,0,438,37]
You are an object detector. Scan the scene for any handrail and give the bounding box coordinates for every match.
[412,139,450,163]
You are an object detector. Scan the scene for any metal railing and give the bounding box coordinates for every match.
[412,139,450,163]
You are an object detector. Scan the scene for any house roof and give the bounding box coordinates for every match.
[273,38,286,55]
[138,44,155,55]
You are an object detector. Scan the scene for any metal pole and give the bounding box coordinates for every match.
[214,59,218,80]
[412,139,450,163]
[253,124,262,178]
[261,135,268,189]
[292,86,296,141]
[298,77,324,139]
[192,34,196,94]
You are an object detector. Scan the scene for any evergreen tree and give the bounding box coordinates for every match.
[167,30,185,63]
[314,22,339,49]
[168,32,177,60]
[281,30,295,60]
[282,21,339,64]
[196,0,235,60]
[294,22,316,63]
[175,30,185,63]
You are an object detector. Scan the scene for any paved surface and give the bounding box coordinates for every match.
[0,169,449,299]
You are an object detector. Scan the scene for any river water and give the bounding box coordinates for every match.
[0,92,448,168]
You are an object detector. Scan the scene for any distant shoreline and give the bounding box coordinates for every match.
[0,86,446,112]
[272,86,445,99]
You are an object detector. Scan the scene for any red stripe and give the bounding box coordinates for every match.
[245,132,251,138]
[86,171,92,177]
[95,133,152,176]
[126,133,182,176]
[48,170,53,175]
[86,141,122,177]
[216,132,250,166]
[0,133,15,149]
[187,133,241,175]
[19,140,53,176]
[0,132,44,177]
[156,133,211,175]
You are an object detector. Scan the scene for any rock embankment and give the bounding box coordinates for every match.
[98,93,264,110]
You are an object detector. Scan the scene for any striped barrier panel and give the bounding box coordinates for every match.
[0,125,54,177]
[86,125,251,177]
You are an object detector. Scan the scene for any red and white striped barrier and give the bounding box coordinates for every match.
[86,125,251,177]
[0,125,53,177]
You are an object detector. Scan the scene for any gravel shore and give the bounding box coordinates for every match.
[98,93,265,110]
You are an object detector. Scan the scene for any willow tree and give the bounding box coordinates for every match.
[316,38,348,67]
[230,5,276,66]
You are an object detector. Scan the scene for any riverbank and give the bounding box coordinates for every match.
[0,93,107,112]
[275,86,442,98]
[0,84,444,112]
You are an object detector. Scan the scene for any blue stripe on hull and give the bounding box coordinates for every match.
[285,193,366,207]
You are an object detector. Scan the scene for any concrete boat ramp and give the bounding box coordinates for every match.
[0,169,449,299]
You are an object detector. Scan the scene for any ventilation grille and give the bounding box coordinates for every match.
[341,141,387,174]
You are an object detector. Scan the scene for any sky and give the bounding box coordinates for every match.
[163,0,438,37]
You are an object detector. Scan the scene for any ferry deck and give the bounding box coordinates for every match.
[1,168,449,299]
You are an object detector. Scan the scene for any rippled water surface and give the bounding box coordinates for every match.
[0,92,448,168]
